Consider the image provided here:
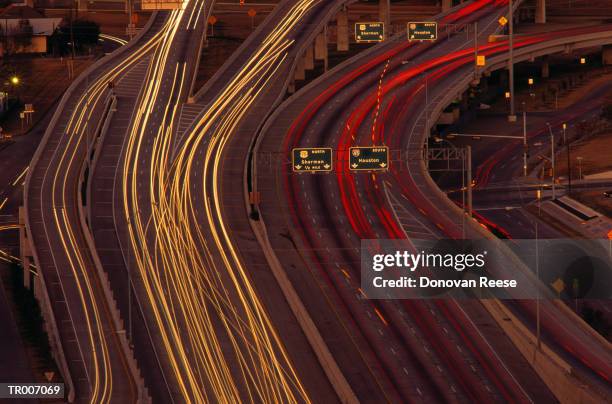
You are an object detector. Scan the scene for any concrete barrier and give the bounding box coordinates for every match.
[77,95,151,403]
[22,11,161,402]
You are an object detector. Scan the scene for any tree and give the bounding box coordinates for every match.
[59,19,100,54]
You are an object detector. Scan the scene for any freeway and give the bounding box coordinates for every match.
[118,0,397,402]
[87,1,214,402]
[255,0,611,401]
[257,1,552,401]
[181,0,352,400]
[23,11,170,403]
[446,80,612,240]
[90,0,344,402]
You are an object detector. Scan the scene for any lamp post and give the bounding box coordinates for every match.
[508,0,516,122]
[546,123,556,199]
[522,101,528,176]
[563,123,571,195]
[535,186,541,351]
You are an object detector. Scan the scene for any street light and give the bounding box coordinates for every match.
[10,76,19,85]
[508,0,516,122]
[563,122,571,195]
[580,57,586,65]
[535,186,541,352]
[522,102,528,176]
[546,123,556,199]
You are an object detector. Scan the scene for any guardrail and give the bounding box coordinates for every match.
[77,94,151,403]
[22,11,160,402]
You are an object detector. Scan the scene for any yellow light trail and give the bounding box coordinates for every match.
[31,11,178,403]
[99,34,129,46]
[12,166,28,186]
[119,1,324,402]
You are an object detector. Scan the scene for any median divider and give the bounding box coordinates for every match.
[22,12,160,402]
[77,94,151,403]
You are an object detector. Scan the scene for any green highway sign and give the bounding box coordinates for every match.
[407,22,437,41]
[355,22,384,43]
[292,147,333,172]
[349,146,389,171]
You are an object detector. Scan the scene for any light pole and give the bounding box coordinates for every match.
[474,21,478,80]
[546,123,556,199]
[563,123,571,195]
[577,156,583,180]
[522,101,528,176]
[508,0,516,122]
[535,186,541,352]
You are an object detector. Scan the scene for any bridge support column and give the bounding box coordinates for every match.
[19,206,33,289]
[295,56,306,81]
[603,45,612,65]
[379,0,390,40]
[77,0,88,12]
[442,0,452,12]
[314,28,328,71]
[337,8,349,51]
[535,0,546,24]
[541,57,550,78]
[304,45,314,71]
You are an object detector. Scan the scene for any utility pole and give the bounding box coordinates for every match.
[508,0,516,121]
[563,123,571,195]
[473,22,478,80]
[535,194,541,352]
[128,0,134,40]
[467,145,472,217]
[547,123,556,199]
[522,102,528,176]
[462,150,466,239]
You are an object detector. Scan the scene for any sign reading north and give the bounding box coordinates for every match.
[407,22,437,41]
[349,146,389,171]
[355,22,384,43]
[292,148,333,172]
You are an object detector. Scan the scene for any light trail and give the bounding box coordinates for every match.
[12,166,28,186]
[99,34,129,46]
[30,11,177,403]
[119,1,324,402]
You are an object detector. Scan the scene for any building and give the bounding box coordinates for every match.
[0,3,62,54]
